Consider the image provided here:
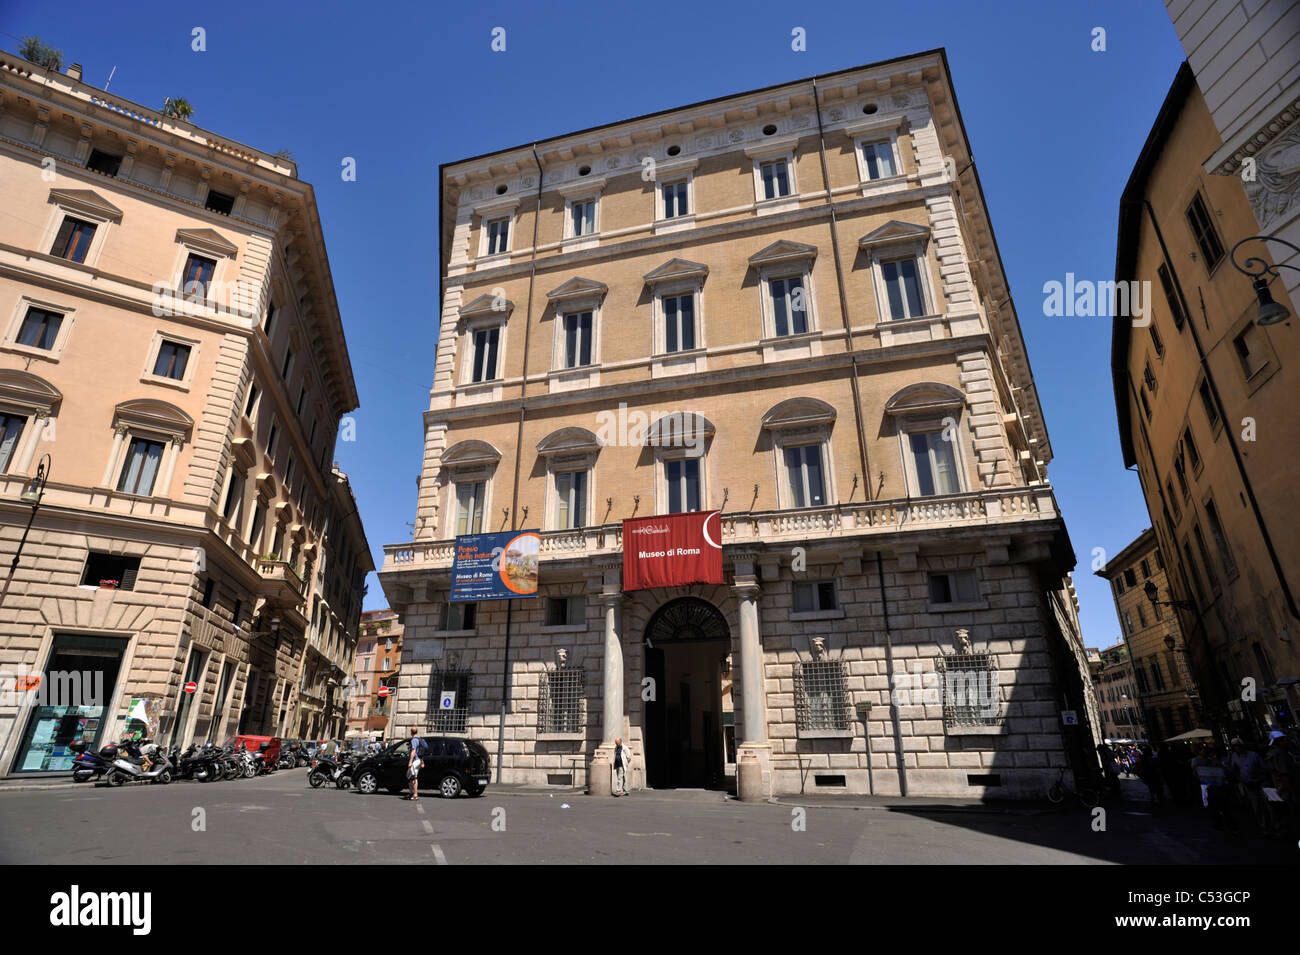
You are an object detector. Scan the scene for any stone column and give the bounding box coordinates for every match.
[101,425,127,487]
[156,436,184,498]
[589,584,622,797]
[732,558,771,800]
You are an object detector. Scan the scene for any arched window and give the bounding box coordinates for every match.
[761,398,837,510]
[883,382,968,498]
[0,370,61,475]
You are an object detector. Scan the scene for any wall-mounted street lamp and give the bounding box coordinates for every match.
[1143,579,1196,613]
[1230,235,1298,326]
[10,454,51,574]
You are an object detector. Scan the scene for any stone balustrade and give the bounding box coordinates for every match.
[381,485,1060,575]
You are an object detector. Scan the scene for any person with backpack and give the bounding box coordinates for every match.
[407,727,427,801]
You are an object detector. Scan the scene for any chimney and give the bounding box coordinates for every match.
[67,63,83,82]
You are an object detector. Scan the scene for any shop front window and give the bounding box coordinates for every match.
[12,633,126,773]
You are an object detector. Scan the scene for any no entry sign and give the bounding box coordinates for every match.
[184,681,197,694]
[378,686,391,698]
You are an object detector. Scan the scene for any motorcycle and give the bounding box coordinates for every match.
[105,740,174,786]
[277,749,296,771]
[171,742,223,782]
[308,751,357,789]
[69,740,117,783]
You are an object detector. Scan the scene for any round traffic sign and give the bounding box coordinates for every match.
[378,686,391,698]
[184,681,197,694]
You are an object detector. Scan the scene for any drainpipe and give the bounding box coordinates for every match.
[875,550,908,795]
[494,145,545,785]
[812,76,874,501]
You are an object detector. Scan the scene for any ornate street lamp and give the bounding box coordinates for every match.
[1230,235,1298,326]
[10,454,51,574]
[1143,579,1196,613]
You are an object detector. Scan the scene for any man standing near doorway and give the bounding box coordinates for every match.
[613,737,634,797]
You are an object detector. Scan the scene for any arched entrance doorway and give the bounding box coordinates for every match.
[643,597,732,790]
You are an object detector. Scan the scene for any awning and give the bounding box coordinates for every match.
[1164,728,1214,742]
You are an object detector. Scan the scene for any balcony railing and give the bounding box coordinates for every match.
[382,485,1059,573]
[256,559,305,602]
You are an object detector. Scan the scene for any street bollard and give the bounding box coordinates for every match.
[737,752,762,802]
[588,755,611,796]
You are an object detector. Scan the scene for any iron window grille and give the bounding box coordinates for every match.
[794,660,849,732]
[937,651,1001,727]
[537,666,585,734]
[425,667,472,734]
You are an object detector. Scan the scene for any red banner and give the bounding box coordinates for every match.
[622,511,723,591]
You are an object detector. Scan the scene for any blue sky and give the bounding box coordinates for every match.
[2,0,1188,649]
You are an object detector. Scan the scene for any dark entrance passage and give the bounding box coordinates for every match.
[643,597,731,790]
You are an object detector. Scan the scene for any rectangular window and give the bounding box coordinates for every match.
[929,571,980,604]
[909,431,959,496]
[486,217,509,255]
[555,469,587,530]
[471,326,500,382]
[86,149,122,176]
[1233,327,1268,378]
[861,140,896,180]
[1149,318,1164,357]
[1185,193,1225,269]
[783,444,826,508]
[50,217,96,263]
[200,577,217,609]
[16,307,63,350]
[769,276,807,336]
[1183,428,1201,471]
[562,311,593,368]
[1204,499,1236,577]
[1157,263,1186,329]
[81,552,140,589]
[181,254,216,300]
[662,180,689,218]
[0,414,26,473]
[1124,611,1133,635]
[249,505,266,550]
[1143,361,1157,394]
[1137,603,1147,628]
[570,199,596,237]
[296,388,306,417]
[204,190,235,215]
[221,471,245,523]
[794,660,849,732]
[1124,568,1137,588]
[264,304,277,336]
[1193,523,1220,591]
[281,349,293,380]
[538,666,584,734]
[881,257,926,319]
[1140,559,1151,579]
[152,340,191,380]
[663,293,695,353]
[759,159,791,200]
[1198,380,1220,429]
[455,481,485,536]
[545,595,587,627]
[284,457,294,487]
[244,383,260,418]
[1150,661,1165,692]
[793,581,837,612]
[1182,539,1205,604]
[666,457,701,513]
[445,602,477,631]
[1140,387,1153,420]
[117,437,165,495]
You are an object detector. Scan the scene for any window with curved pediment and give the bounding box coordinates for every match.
[441,440,501,538]
[104,399,193,499]
[761,398,837,510]
[0,370,61,476]
[883,382,969,498]
[537,427,601,531]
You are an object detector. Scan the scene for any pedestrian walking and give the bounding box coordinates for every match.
[612,737,633,796]
[1136,745,1167,809]
[1227,736,1270,833]
[1191,742,1233,832]
[406,727,426,801]
[1097,743,1122,800]
[1265,730,1298,834]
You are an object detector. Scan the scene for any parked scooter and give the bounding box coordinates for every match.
[308,750,357,789]
[104,740,174,785]
[171,742,224,782]
[69,740,117,783]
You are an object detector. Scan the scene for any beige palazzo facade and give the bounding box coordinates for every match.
[380,49,1096,798]
[0,51,371,775]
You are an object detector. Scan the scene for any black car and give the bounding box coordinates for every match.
[351,736,491,798]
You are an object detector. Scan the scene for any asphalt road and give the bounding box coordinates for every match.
[0,769,1293,864]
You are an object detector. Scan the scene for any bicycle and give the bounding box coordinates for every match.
[1046,766,1101,808]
